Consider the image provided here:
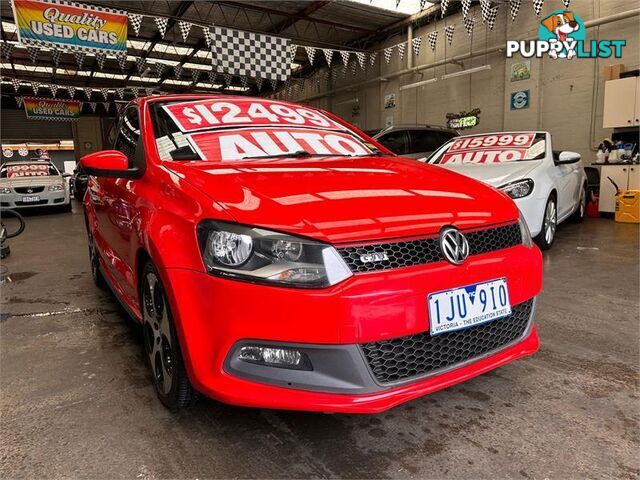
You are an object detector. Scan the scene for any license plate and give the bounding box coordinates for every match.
[21,195,40,203]
[428,278,511,336]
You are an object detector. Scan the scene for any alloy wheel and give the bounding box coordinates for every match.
[142,272,174,395]
[544,199,557,245]
[579,189,586,218]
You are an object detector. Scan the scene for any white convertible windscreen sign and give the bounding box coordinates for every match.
[440,133,538,164]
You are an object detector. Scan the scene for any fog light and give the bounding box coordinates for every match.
[238,345,312,370]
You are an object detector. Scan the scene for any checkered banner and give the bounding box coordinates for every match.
[210,26,291,82]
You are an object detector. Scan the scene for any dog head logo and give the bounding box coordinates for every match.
[539,10,586,59]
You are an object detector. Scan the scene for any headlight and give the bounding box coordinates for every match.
[499,179,534,199]
[197,221,353,288]
[48,184,64,191]
[518,210,533,247]
[0,187,11,194]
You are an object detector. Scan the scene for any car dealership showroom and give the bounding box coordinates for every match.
[0,0,639,478]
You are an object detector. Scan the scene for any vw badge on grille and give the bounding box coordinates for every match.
[440,227,469,265]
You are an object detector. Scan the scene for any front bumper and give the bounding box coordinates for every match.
[1,190,70,209]
[515,195,546,238]
[161,243,542,413]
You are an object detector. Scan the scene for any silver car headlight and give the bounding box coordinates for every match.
[518,210,533,247]
[0,187,11,194]
[196,220,353,288]
[48,184,64,191]
[499,179,534,199]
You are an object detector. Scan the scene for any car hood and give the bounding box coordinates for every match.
[165,156,519,244]
[0,175,64,187]
[436,160,541,188]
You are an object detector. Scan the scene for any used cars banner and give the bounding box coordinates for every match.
[24,97,81,121]
[11,0,127,54]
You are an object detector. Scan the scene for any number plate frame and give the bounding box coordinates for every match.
[427,278,511,336]
[21,195,41,203]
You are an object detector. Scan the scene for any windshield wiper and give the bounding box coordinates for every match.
[243,151,324,160]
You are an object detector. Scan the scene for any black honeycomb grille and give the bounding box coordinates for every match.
[361,299,534,384]
[337,223,521,273]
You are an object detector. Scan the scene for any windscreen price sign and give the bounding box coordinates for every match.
[441,133,537,164]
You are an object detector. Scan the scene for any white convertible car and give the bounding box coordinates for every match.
[426,131,587,250]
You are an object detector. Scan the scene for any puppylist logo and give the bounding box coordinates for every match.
[507,10,626,60]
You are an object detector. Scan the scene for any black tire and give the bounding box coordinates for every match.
[570,185,587,223]
[140,262,197,410]
[87,231,106,289]
[60,202,72,213]
[534,195,557,251]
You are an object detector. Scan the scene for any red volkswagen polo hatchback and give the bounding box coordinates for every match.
[81,95,542,413]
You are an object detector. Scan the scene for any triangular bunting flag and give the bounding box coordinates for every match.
[27,46,39,63]
[398,42,406,60]
[116,87,125,99]
[16,96,23,108]
[412,37,422,56]
[289,44,297,63]
[480,0,490,23]
[240,76,249,88]
[49,84,58,97]
[533,0,544,17]
[461,0,471,19]
[223,73,232,88]
[85,87,93,99]
[11,78,21,92]
[356,51,366,70]
[427,31,438,51]
[384,47,393,64]
[270,78,278,91]
[340,50,350,67]
[441,0,449,17]
[304,46,316,65]
[95,52,106,70]
[135,57,146,75]
[89,102,97,113]
[116,53,127,71]
[154,17,169,38]
[131,86,140,98]
[174,65,183,79]
[509,0,521,21]
[75,52,86,69]
[1,42,14,60]
[191,69,201,83]
[297,78,305,93]
[51,48,61,66]
[486,5,499,29]
[67,86,76,98]
[100,88,109,100]
[128,13,143,36]
[102,102,110,112]
[445,25,455,45]
[255,76,264,92]
[322,49,334,67]
[369,51,378,67]
[202,26,212,47]
[419,0,428,10]
[154,62,165,77]
[463,17,475,36]
[178,21,191,42]
[31,82,40,95]
[208,70,217,85]
[145,88,153,96]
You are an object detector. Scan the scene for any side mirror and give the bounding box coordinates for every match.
[80,150,140,178]
[61,172,72,178]
[557,151,581,164]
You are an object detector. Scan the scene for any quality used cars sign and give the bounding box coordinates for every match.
[506,10,625,60]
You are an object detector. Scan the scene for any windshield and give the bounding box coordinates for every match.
[151,99,375,162]
[429,133,546,165]
[1,162,59,178]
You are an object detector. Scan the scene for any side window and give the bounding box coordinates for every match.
[408,130,455,154]
[114,106,140,165]
[377,131,408,155]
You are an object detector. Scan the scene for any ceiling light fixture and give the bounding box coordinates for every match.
[441,64,491,80]
[399,77,437,91]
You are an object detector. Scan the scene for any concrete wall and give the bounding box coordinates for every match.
[288,0,639,162]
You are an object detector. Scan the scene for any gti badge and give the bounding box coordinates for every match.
[360,252,389,264]
[440,227,469,265]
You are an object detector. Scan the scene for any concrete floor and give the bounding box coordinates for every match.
[1,205,638,479]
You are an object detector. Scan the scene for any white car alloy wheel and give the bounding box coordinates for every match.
[543,198,557,245]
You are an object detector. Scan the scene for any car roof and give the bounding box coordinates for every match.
[1,159,53,165]
[376,124,458,135]
[453,131,546,137]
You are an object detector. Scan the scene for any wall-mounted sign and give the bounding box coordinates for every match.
[384,93,397,109]
[11,0,127,54]
[2,149,14,158]
[510,61,531,82]
[24,97,81,121]
[385,116,394,128]
[510,90,530,110]
[446,108,481,130]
